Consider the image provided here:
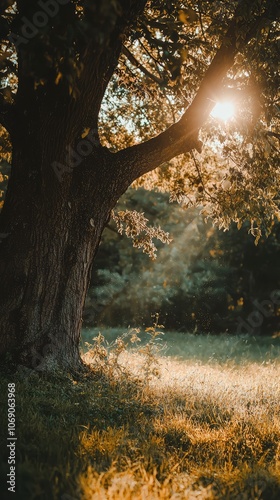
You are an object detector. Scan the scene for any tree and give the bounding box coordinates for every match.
[0,0,279,372]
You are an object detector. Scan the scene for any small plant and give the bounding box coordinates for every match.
[139,313,165,385]
[84,318,166,386]
[84,333,109,368]
[84,328,141,378]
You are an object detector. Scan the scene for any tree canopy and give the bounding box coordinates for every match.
[1,0,279,241]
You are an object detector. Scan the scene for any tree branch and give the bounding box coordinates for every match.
[73,1,148,129]
[122,45,164,86]
[115,0,278,182]
[138,39,165,72]
[266,131,280,141]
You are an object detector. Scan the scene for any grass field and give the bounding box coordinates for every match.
[1,328,280,499]
[81,327,280,364]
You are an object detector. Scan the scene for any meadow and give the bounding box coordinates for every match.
[0,328,280,499]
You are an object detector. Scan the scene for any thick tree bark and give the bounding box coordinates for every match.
[0,132,131,371]
[0,79,134,371]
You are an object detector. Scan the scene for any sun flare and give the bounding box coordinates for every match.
[211,101,235,121]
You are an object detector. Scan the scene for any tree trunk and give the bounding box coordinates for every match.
[0,119,129,372]
[0,0,137,373]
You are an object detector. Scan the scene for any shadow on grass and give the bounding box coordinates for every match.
[0,366,162,500]
[0,352,280,499]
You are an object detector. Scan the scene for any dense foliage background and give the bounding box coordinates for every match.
[84,187,280,335]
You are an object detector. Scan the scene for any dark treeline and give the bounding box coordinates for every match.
[85,188,280,336]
